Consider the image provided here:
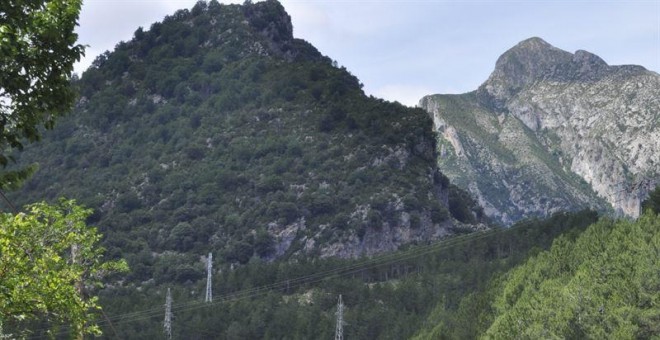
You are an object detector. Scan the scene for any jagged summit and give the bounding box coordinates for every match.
[478,37,570,109]
[241,0,305,61]
[500,37,573,69]
[420,36,659,224]
[476,37,650,110]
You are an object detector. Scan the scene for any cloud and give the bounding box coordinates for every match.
[368,84,436,107]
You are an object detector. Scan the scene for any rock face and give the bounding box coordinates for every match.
[12,0,488,274]
[420,37,659,224]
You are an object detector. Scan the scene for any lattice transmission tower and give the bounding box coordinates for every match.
[205,252,213,302]
[335,294,344,340]
[164,288,172,339]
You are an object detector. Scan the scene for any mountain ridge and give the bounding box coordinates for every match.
[421,37,658,224]
[10,0,485,284]
[477,37,648,112]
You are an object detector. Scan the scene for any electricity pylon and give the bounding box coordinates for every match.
[205,252,213,303]
[335,294,344,340]
[164,288,172,339]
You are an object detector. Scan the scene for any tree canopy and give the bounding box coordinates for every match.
[0,0,84,189]
[413,209,660,339]
[642,185,660,214]
[0,1,123,337]
[0,199,128,338]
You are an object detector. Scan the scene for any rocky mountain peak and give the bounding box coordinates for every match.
[573,49,607,67]
[422,37,659,223]
[504,37,572,65]
[242,0,295,57]
[477,37,572,108]
[476,37,622,109]
[570,49,616,81]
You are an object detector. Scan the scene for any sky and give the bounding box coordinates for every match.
[76,0,660,106]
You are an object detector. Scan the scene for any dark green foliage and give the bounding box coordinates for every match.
[0,0,85,189]
[91,210,597,339]
[225,241,254,264]
[642,185,660,214]
[414,209,660,339]
[4,1,497,337]
[254,229,275,257]
[448,184,484,224]
[10,0,462,289]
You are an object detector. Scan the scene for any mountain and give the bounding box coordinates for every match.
[8,7,657,337]
[413,206,660,339]
[420,37,659,224]
[9,0,484,284]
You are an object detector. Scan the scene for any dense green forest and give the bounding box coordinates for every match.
[4,0,658,338]
[16,209,598,338]
[414,194,660,339]
[11,0,483,287]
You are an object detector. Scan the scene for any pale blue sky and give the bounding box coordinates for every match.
[77,0,660,106]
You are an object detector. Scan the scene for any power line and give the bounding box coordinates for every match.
[0,188,18,214]
[612,176,657,204]
[31,224,527,339]
[27,220,551,338]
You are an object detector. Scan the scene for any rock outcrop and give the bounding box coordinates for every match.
[420,37,659,224]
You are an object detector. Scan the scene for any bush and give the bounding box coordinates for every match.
[254,230,274,258]
[430,200,449,223]
[409,212,421,229]
[268,201,299,225]
[309,194,335,216]
[642,185,660,214]
[225,241,253,264]
[117,192,142,213]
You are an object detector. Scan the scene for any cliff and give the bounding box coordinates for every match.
[421,37,658,224]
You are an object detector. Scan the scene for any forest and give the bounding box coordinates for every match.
[22,209,604,338]
[0,0,658,339]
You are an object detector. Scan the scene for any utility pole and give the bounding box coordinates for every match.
[205,252,213,303]
[164,288,172,339]
[334,294,344,340]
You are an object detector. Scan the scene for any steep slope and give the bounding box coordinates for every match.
[413,206,660,339]
[420,37,659,224]
[10,0,482,284]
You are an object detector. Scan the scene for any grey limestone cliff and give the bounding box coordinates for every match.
[420,37,659,224]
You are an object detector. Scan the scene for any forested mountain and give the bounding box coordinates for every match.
[55,209,602,338]
[89,209,598,339]
[414,194,660,339]
[420,37,659,225]
[6,1,658,338]
[10,0,483,285]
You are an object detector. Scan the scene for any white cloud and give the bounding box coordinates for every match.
[369,84,436,107]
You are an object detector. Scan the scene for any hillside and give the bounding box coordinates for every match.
[9,0,483,285]
[5,3,659,338]
[28,209,594,338]
[414,198,660,339]
[420,37,659,224]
